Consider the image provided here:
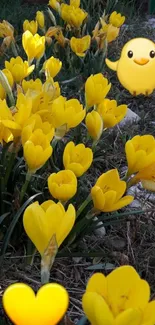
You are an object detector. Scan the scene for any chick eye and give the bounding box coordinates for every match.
[127,50,133,58]
[150,50,155,58]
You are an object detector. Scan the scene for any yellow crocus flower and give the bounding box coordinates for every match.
[48,96,85,130]
[102,23,119,43]
[63,141,93,177]
[70,0,80,7]
[0,20,14,39]
[125,135,155,176]
[83,265,155,325]
[36,11,45,29]
[85,110,103,141]
[23,129,53,173]
[61,3,87,28]
[23,19,38,35]
[70,35,91,57]
[85,73,111,108]
[109,11,125,27]
[1,94,32,139]
[22,113,54,144]
[5,56,35,83]
[49,0,61,11]
[97,99,127,128]
[22,31,45,61]
[91,169,133,212]
[48,170,77,201]
[23,200,75,255]
[22,78,43,93]
[43,56,62,78]
[3,282,69,325]
[0,99,14,143]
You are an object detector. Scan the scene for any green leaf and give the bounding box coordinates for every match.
[0,212,10,226]
[76,316,87,325]
[0,192,42,266]
[86,263,116,271]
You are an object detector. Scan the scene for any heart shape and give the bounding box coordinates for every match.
[3,283,69,325]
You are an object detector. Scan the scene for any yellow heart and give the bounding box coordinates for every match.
[3,283,69,325]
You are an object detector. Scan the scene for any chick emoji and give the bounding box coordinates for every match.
[105,38,155,96]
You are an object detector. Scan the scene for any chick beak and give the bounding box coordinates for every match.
[134,58,149,65]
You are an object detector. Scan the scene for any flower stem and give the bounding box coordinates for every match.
[11,41,18,57]
[4,145,16,186]
[76,193,92,218]
[20,171,32,203]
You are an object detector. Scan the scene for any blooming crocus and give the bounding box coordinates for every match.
[5,56,35,83]
[61,3,87,28]
[0,20,14,39]
[22,31,45,61]
[23,200,75,255]
[85,73,111,108]
[22,78,43,93]
[63,141,93,177]
[97,99,127,128]
[109,11,125,27]
[70,0,80,7]
[23,129,52,173]
[1,94,32,139]
[0,68,14,100]
[22,113,55,144]
[3,282,69,325]
[36,11,45,29]
[82,265,155,325]
[101,22,119,43]
[49,96,86,130]
[125,135,155,176]
[48,170,77,201]
[23,19,38,35]
[43,56,62,78]
[85,111,103,140]
[91,169,133,212]
[70,35,91,57]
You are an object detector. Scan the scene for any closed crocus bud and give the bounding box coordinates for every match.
[109,11,125,27]
[23,19,38,35]
[97,99,127,129]
[23,129,53,173]
[61,3,87,28]
[82,265,155,325]
[36,11,45,29]
[65,99,86,129]
[5,56,35,83]
[48,170,77,201]
[91,169,133,212]
[85,73,111,108]
[70,35,91,57]
[22,31,45,62]
[0,68,14,100]
[125,135,155,176]
[85,110,103,140]
[23,200,76,255]
[44,56,62,78]
[49,0,61,11]
[63,141,93,177]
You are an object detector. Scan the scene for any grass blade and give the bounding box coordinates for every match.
[0,193,42,266]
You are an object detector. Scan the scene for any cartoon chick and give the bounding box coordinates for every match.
[106,38,155,96]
